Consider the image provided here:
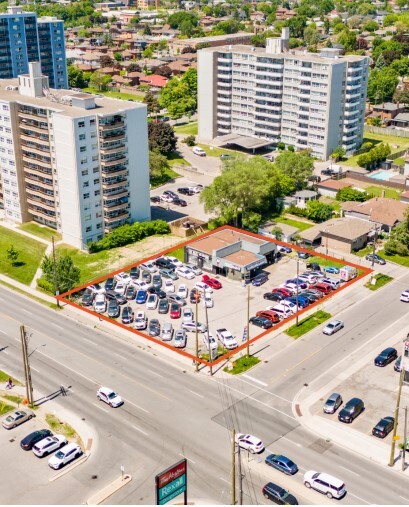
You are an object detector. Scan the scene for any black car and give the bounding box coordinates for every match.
[158,298,169,314]
[372,416,394,438]
[173,197,188,207]
[152,274,162,289]
[130,266,139,280]
[141,270,152,283]
[366,253,386,265]
[105,289,117,301]
[163,190,178,200]
[150,196,161,203]
[147,287,167,299]
[297,251,310,259]
[81,289,94,306]
[308,175,321,183]
[190,288,201,304]
[321,168,333,176]
[114,293,127,305]
[262,482,298,505]
[252,273,269,286]
[104,277,116,291]
[178,187,194,196]
[21,429,52,451]
[107,299,120,318]
[374,347,398,367]
[338,397,364,423]
[306,262,321,271]
[149,319,161,336]
[263,292,285,302]
[299,292,318,303]
[249,316,273,329]
[125,285,136,300]
[155,257,176,270]
[121,306,134,324]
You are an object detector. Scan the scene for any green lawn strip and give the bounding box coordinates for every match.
[0,279,61,310]
[394,157,405,165]
[56,244,115,284]
[365,185,401,200]
[197,143,236,157]
[273,216,314,232]
[0,402,15,416]
[150,167,181,189]
[81,87,144,101]
[0,225,47,284]
[365,274,393,291]
[378,250,409,268]
[354,246,372,258]
[45,413,82,447]
[174,122,198,136]
[2,394,24,405]
[223,355,261,374]
[18,223,61,242]
[343,133,409,167]
[167,151,191,167]
[286,310,332,339]
[0,369,22,385]
[167,247,185,262]
[305,255,344,268]
[201,346,225,361]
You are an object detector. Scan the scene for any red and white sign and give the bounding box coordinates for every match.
[157,460,187,489]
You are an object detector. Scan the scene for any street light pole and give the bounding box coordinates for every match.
[403,406,407,472]
[296,257,299,326]
[246,283,250,357]
[52,236,60,307]
[232,428,236,506]
[371,225,378,269]
[195,293,199,373]
[389,366,405,466]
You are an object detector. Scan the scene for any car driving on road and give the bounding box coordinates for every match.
[235,433,264,453]
[97,387,123,407]
[323,320,343,335]
[265,454,298,475]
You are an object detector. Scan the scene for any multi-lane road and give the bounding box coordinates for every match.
[0,267,409,504]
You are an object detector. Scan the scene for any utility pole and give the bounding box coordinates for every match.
[232,428,236,506]
[195,293,199,373]
[20,325,33,406]
[371,225,378,269]
[246,283,250,357]
[238,444,243,505]
[204,302,212,376]
[389,366,405,466]
[403,406,407,472]
[296,257,299,326]
[52,236,60,307]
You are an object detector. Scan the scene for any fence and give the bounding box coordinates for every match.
[344,170,409,190]
[364,125,409,138]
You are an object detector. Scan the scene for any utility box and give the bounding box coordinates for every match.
[340,265,357,281]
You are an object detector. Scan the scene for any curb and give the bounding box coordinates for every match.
[87,474,132,505]
[49,451,91,482]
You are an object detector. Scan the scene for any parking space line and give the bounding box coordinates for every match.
[340,465,360,477]
[188,390,203,398]
[242,374,268,387]
[132,425,149,436]
[179,453,196,464]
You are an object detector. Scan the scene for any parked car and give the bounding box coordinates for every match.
[263,292,285,303]
[152,274,162,289]
[186,264,202,276]
[372,416,394,438]
[323,393,343,414]
[338,397,364,423]
[175,267,195,279]
[250,316,273,329]
[88,283,105,294]
[252,273,269,286]
[303,471,346,499]
[160,268,179,280]
[321,277,340,290]
[256,310,280,324]
[203,294,214,308]
[155,257,176,270]
[81,289,94,306]
[272,288,292,298]
[48,443,83,470]
[262,482,298,505]
[163,256,183,267]
[366,253,386,265]
[235,433,264,453]
[160,194,173,203]
[149,319,161,336]
[134,310,148,330]
[182,307,194,323]
[174,329,187,348]
[163,190,179,200]
[170,303,182,319]
[308,270,325,280]
[97,387,123,407]
[140,261,157,273]
[203,332,218,352]
[114,281,128,295]
[147,287,167,299]
[168,294,186,306]
[306,262,321,271]
[93,294,107,314]
[285,296,310,308]
[107,299,120,318]
[130,266,139,280]
[323,266,340,274]
[164,279,175,293]
[182,321,207,333]
[132,280,150,292]
[322,320,343,335]
[2,409,35,429]
[173,197,187,207]
[265,454,298,475]
[33,435,67,458]
[150,196,161,203]
[298,292,319,303]
[177,284,189,299]
[400,290,409,302]
[161,322,174,341]
[105,290,118,301]
[216,328,238,349]
[195,282,213,295]
[374,347,398,367]
[125,285,136,300]
[141,270,152,284]
[135,290,148,304]
[220,153,232,160]
[158,298,169,314]
[395,356,402,372]
[146,294,158,310]
[21,429,53,450]
[192,146,206,156]
[189,184,204,193]
[202,274,222,289]
[178,187,194,196]
[114,272,132,284]
[313,282,332,295]
[190,288,201,304]
[104,278,116,291]
[297,251,310,259]
[114,293,127,305]
[277,245,292,254]
[121,306,134,324]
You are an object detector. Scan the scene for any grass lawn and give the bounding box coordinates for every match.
[56,244,113,285]
[286,310,332,339]
[197,144,235,157]
[0,369,21,385]
[150,167,181,189]
[174,122,198,136]
[167,246,185,262]
[0,401,15,416]
[394,157,405,165]
[306,255,344,268]
[365,273,393,291]
[378,250,409,268]
[2,394,24,405]
[223,355,261,374]
[81,87,144,102]
[343,132,409,167]
[18,222,61,242]
[0,225,47,285]
[273,216,314,232]
[167,151,191,167]
[45,413,81,445]
[354,245,372,258]
[366,185,401,200]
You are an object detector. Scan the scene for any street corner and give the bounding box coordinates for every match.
[86,472,132,505]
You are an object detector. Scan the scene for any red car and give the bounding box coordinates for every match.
[256,310,280,324]
[202,274,222,289]
[313,282,332,295]
[170,302,181,319]
[272,287,292,298]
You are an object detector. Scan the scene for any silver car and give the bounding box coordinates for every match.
[182,321,207,333]
[323,393,343,414]
[323,320,344,335]
[174,329,187,348]
[161,322,174,341]
[2,409,35,429]
[182,307,194,323]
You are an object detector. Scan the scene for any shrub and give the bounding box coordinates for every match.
[287,204,309,218]
[287,145,295,152]
[183,135,196,146]
[37,277,54,293]
[277,142,285,150]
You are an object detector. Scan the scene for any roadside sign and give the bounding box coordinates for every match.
[393,435,401,441]
[155,459,187,505]
[242,326,248,343]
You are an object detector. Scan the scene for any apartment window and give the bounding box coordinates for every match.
[97,223,102,229]
[90,119,96,125]
[96,212,102,218]
[81,169,88,176]
[83,181,89,188]
[81,158,87,165]
[85,214,91,221]
[91,131,97,138]
[79,134,86,140]
[93,167,99,174]
[80,146,87,153]
[6,139,12,145]
[94,178,100,185]
[92,155,98,161]
[86,226,92,232]
[2,105,8,111]
[92,143,98,150]
[83,192,90,199]
[5,127,11,133]
[94,190,100,196]
[78,121,85,128]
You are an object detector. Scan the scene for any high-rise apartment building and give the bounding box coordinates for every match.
[198,29,369,160]
[0,63,150,249]
[0,6,68,89]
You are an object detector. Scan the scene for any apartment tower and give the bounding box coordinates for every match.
[0,5,68,89]
[198,29,369,159]
[0,63,150,249]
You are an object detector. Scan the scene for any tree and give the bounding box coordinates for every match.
[113,51,122,62]
[142,46,154,59]
[181,46,196,54]
[385,207,409,256]
[40,254,80,295]
[168,12,198,29]
[306,201,334,222]
[273,151,314,190]
[271,226,283,240]
[304,25,319,45]
[67,65,87,88]
[331,147,346,162]
[143,24,152,36]
[89,71,111,91]
[149,150,169,181]
[212,19,241,35]
[367,68,399,103]
[102,32,113,47]
[127,62,142,73]
[337,30,357,51]
[347,16,361,29]
[160,68,197,119]
[363,20,379,32]
[336,187,369,202]
[156,65,172,78]
[143,90,160,115]
[100,55,114,68]
[287,16,307,38]
[7,245,20,266]
[394,88,409,105]
[148,122,177,155]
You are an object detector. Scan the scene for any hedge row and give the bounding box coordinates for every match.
[88,220,170,253]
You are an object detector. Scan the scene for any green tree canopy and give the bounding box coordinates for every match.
[273,151,314,190]
[148,122,177,155]
[306,201,334,222]
[41,254,80,295]
[336,187,369,202]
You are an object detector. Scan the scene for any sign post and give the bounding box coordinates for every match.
[155,459,187,505]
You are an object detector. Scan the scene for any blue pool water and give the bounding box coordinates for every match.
[368,170,397,181]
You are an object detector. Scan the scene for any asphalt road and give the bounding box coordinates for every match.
[0,269,409,504]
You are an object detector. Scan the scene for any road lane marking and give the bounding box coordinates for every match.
[348,492,370,504]
[93,402,108,413]
[340,465,360,477]
[124,400,150,414]
[51,323,64,331]
[279,436,302,448]
[220,478,230,484]
[150,371,163,377]
[0,330,7,334]
[179,453,196,464]
[235,377,292,404]
[400,496,409,502]
[188,390,203,398]
[242,374,268,387]
[132,425,149,436]
[30,366,39,373]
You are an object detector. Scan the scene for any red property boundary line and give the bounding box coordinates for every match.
[58,225,373,367]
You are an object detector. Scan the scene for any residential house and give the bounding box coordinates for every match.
[258,221,299,243]
[275,7,297,20]
[139,74,168,89]
[317,179,352,198]
[293,190,318,209]
[371,102,406,121]
[390,113,409,128]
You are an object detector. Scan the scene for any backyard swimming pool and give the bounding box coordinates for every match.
[368,170,399,181]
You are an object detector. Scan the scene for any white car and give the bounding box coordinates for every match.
[97,387,123,407]
[280,283,297,295]
[174,329,187,348]
[304,471,346,499]
[164,279,175,293]
[161,322,174,341]
[400,290,409,302]
[182,321,207,333]
[163,256,183,268]
[235,433,264,454]
[132,280,150,291]
[176,267,195,279]
[299,273,317,284]
[160,194,173,203]
[323,320,344,335]
[146,294,158,310]
[93,294,106,313]
[189,184,204,193]
[182,307,194,323]
[321,277,341,290]
[216,328,238,349]
[33,435,68,458]
[203,294,214,308]
[203,331,217,352]
[177,284,189,299]
[88,283,105,294]
[48,442,83,470]
[195,281,213,295]
[114,272,132,284]
[114,281,128,295]
[186,264,202,276]
[140,261,157,273]
[134,310,148,330]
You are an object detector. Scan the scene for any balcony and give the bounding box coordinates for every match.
[99,131,126,142]
[19,120,48,132]
[100,144,127,155]
[218,57,232,63]
[20,133,50,146]
[25,186,55,199]
[218,81,232,88]
[218,96,231,104]
[27,206,56,220]
[100,156,128,167]
[26,196,55,212]
[217,103,231,111]
[99,121,125,131]
[218,119,231,126]
[103,201,129,212]
[102,188,129,199]
[21,142,50,157]
[22,155,52,168]
[101,167,128,177]
[217,73,232,80]
[345,91,361,100]
[104,210,130,223]
[19,110,47,120]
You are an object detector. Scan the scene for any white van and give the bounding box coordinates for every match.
[192,146,206,156]
[304,471,346,499]
[270,304,293,319]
